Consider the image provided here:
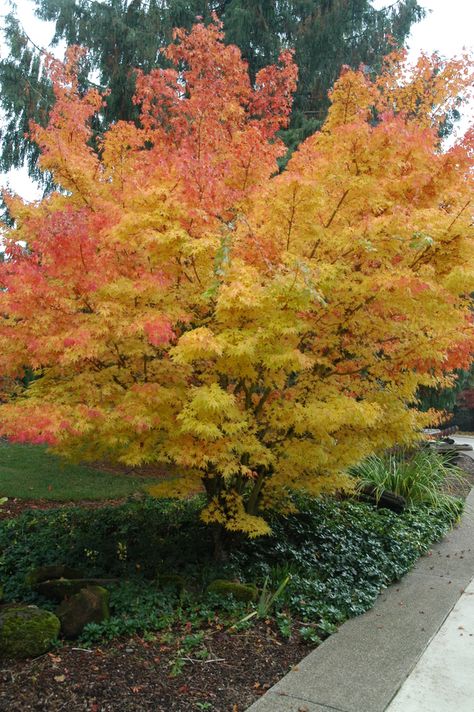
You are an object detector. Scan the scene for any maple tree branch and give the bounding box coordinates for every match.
[56,158,94,210]
[175,255,194,284]
[447,199,471,232]
[330,365,368,377]
[281,270,299,310]
[112,374,128,390]
[341,294,377,323]
[111,342,128,368]
[410,199,470,271]
[254,388,271,417]
[328,246,354,265]
[308,189,350,259]
[190,256,202,286]
[241,155,252,193]
[78,241,88,272]
[84,357,107,372]
[324,189,351,230]
[242,382,252,410]
[286,185,298,251]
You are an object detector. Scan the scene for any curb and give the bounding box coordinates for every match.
[246,489,474,712]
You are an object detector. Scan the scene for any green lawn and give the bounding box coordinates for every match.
[0,441,164,501]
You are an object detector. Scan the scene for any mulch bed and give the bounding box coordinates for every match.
[0,623,309,712]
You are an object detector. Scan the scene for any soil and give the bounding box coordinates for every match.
[0,623,309,712]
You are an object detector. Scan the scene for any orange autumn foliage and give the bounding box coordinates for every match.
[0,22,473,537]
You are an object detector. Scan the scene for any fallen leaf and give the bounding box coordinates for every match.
[54,675,66,683]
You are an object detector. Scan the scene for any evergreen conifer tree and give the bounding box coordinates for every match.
[0,0,424,181]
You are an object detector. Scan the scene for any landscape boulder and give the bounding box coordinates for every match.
[56,586,110,638]
[207,579,258,602]
[0,604,60,659]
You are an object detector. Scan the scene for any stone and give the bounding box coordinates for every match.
[25,564,84,587]
[56,586,110,638]
[0,604,60,659]
[35,577,118,601]
[207,579,258,602]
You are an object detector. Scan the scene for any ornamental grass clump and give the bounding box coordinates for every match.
[351,449,466,517]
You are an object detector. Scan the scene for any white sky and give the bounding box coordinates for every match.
[1,0,474,201]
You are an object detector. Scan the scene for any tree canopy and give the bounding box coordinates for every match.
[0,0,424,181]
[0,21,472,538]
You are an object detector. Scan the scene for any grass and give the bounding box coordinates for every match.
[350,448,466,517]
[0,441,165,501]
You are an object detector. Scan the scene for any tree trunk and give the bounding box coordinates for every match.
[212,525,229,562]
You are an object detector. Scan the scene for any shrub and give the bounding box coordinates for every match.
[0,495,461,644]
[206,579,258,602]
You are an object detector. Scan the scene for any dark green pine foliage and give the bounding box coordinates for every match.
[0,12,54,183]
[0,0,424,182]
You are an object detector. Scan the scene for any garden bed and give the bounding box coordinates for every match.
[0,480,465,711]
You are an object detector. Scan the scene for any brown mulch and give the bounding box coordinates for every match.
[444,453,474,498]
[0,623,310,712]
[0,497,127,521]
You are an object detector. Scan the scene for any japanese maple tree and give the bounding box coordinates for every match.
[0,21,473,539]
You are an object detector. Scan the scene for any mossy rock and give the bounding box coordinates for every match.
[207,579,258,602]
[25,565,84,587]
[0,604,60,659]
[36,578,118,601]
[56,586,110,639]
[157,574,186,590]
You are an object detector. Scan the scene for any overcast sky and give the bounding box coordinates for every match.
[1,0,473,200]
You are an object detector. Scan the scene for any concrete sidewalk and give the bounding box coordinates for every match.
[386,577,474,712]
[246,489,474,712]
